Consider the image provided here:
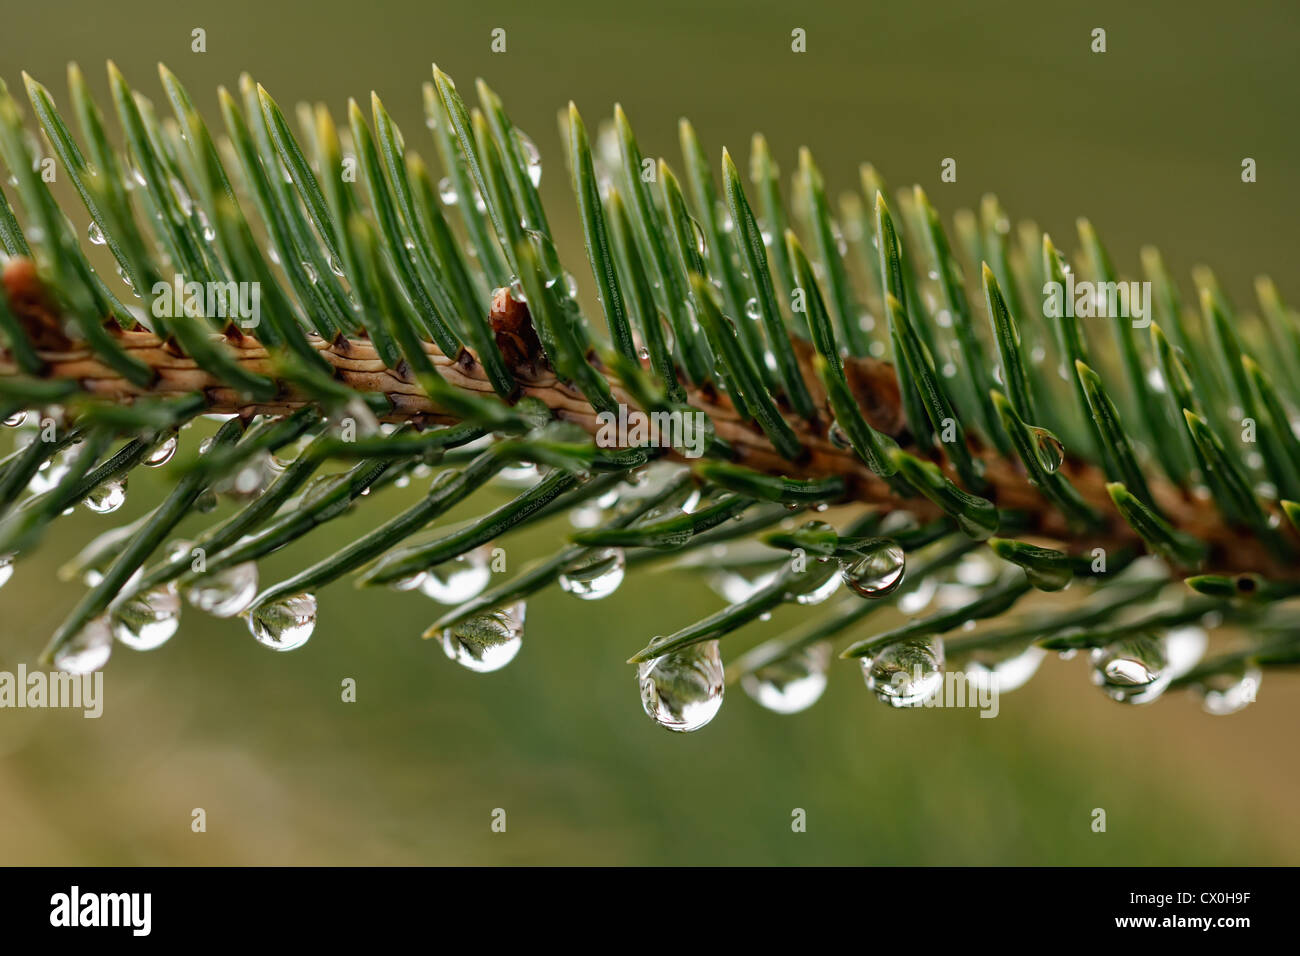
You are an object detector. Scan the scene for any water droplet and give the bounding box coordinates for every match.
[420,548,492,604]
[638,639,724,732]
[83,478,127,514]
[559,547,625,600]
[131,166,147,188]
[637,345,650,361]
[194,488,219,513]
[954,551,999,586]
[1196,664,1261,716]
[301,260,318,284]
[54,617,113,673]
[828,420,852,450]
[117,265,135,292]
[862,636,945,707]
[787,557,842,605]
[962,644,1045,693]
[741,642,830,714]
[328,253,345,277]
[708,568,777,603]
[145,435,178,467]
[3,410,27,427]
[86,221,106,245]
[437,602,524,672]
[1089,633,1169,704]
[495,460,539,488]
[111,585,180,650]
[515,129,541,187]
[247,593,317,651]
[185,561,259,618]
[689,217,707,257]
[28,454,70,494]
[839,538,905,598]
[0,553,13,589]
[1165,626,1208,678]
[388,570,428,593]
[1029,426,1065,473]
[744,297,760,319]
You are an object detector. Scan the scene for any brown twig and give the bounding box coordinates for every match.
[1,257,1294,579]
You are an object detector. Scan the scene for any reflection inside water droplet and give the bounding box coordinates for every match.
[54,617,113,673]
[559,547,625,600]
[741,642,830,714]
[863,636,945,707]
[638,639,724,732]
[83,478,127,514]
[839,538,905,598]
[420,548,492,604]
[111,585,180,650]
[1196,664,1261,716]
[1089,633,1168,704]
[437,602,524,672]
[185,561,259,618]
[247,593,316,651]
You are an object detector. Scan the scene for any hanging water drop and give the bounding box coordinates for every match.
[247,593,317,651]
[388,570,428,593]
[111,585,181,650]
[437,602,524,672]
[689,217,707,257]
[740,642,831,714]
[495,460,539,488]
[420,547,492,604]
[839,538,905,598]
[744,297,760,319]
[637,639,724,732]
[515,129,542,187]
[786,557,842,606]
[83,478,127,515]
[961,644,1045,693]
[862,636,945,707]
[708,568,778,603]
[2,409,27,427]
[87,221,106,245]
[1029,426,1065,473]
[328,253,345,277]
[28,454,70,495]
[559,547,625,600]
[1089,633,1169,704]
[54,617,113,673]
[184,561,259,618]
[1196,664,1261,716]
[828,420,852,450]
[301,260,318,284]
[146,435,178,467]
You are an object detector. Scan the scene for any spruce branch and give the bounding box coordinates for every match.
[0,61,1296,729]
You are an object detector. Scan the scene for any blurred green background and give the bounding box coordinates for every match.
[2,0,1299,864]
